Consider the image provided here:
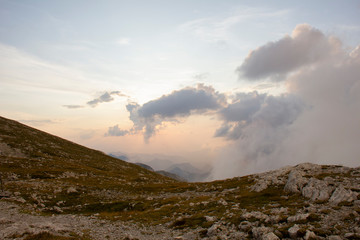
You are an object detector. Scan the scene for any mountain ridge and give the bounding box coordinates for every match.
[0,116,359,239]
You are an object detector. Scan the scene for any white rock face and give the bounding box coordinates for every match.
[284,170,307,193]
[301,178,334,201]
[329,185,358,204]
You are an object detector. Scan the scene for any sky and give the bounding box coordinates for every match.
[1,0,360,180]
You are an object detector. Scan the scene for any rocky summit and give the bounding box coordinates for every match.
[0,116,359,240]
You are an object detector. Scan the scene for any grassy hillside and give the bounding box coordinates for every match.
[1,116,359,239]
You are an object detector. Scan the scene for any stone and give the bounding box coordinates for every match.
[301,178,334,201]
[304,230,317,240]
[243,211,270,222]
[238,221,252,232]
[287,213,309,222]
[284,170,307,193]
[207,223,220,237]
[329,185,358,204]
[252,227,272,240]
[67,187,78,194]
[205,216,216,222]
[288,224,300,239]
[262,232,280,240]
[328,236,342,240]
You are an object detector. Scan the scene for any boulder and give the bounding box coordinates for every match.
[329,185,358,204]
[284,170,307,193]
[288,224,300,239]
[301,178,334,201]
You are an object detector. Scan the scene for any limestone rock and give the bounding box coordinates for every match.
[262,232,280,240]
[238,221,252,232]
[284,170,307,193]
[207,223,221,237]
[67,187,78,194]
[304,230,316,240]
[301,178,334,201]
[287,213,309,223]
[243,211,270,222]
[329,185,358,204]
[288,224,300,239]
[328,236,342,240]
[252,227,272,240]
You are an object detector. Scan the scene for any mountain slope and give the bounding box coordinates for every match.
[0,116,360,239]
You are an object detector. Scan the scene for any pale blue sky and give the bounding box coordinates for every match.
[1,0,359,178]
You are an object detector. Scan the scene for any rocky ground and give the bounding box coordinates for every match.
[1,163,360,240]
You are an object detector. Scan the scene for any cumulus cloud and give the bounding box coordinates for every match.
[108,84,225,141]
[237,24,341,80]
[87,91,127,107]
[214,92,304,140]
[211,24,360,179]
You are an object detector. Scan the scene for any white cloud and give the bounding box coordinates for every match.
[237,24,342,80]
[178,7,289,44]
[211,24,360,179]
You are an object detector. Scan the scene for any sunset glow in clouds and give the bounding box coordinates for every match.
[1,1,360,180]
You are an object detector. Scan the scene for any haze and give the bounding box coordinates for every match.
[1,0,359,180]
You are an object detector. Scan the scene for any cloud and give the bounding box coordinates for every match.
[109,84,225,141]
[211,24,360,179]
[179,8,289,44]
[214,92,304,140]
[87,91,127,107]
[62,105,84,109]
[105,125,129,137]
[237,24,341,80]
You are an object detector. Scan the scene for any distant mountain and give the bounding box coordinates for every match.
[134,162,186,181]
[166,162,211,182]
[109,153,129,161]
[135,162,154,171]
[155,170,187,182]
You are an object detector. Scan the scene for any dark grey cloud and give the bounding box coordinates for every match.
[237,24,340,80]
[138,84,224,119]
[109,84,225,142]
[87,91,127,107]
